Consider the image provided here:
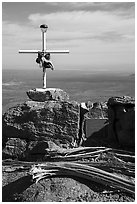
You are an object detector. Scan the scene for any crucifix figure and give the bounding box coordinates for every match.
[19,24,69,89]
[36,51,54,88]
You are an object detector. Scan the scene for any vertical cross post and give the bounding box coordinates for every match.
[40,24,48,88]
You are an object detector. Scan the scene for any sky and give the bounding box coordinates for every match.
[2,2,135,73]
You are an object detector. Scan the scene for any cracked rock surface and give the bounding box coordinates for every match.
[2,100,80,160]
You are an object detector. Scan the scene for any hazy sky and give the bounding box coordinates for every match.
[2,2,135,73]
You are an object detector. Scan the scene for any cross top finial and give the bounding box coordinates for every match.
[40,24,48,33]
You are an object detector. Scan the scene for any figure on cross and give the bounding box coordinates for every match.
[19,24,69,89]
[36,52,54,88]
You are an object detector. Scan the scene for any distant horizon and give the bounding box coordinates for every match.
[2,64,135,76]
[2,66,135,80]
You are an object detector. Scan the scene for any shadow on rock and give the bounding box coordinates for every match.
[2,175,33,202]
[83,125,118,148]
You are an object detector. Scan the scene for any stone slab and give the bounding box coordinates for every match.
[35,88,57,92]
[26,88,69,102]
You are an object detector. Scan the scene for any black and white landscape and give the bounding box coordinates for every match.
[2,2,135,202]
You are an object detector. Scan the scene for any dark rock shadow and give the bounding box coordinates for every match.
[83,125,118,148]
[2,175,33,202]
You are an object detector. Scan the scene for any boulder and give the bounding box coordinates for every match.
[2,100,80,154]
[26,88,69,102]
[107,96,135,149]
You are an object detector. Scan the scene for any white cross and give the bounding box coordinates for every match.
[19,24,69,89]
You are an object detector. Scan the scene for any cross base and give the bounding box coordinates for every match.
[26,88,69,102]
[35,88,57,92]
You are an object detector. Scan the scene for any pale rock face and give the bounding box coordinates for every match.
[26,88,69,102]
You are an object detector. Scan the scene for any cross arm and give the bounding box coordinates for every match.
[19,50,69,54]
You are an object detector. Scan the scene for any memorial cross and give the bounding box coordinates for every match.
[19,24,69,89]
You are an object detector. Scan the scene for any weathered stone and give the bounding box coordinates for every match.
[27,88,69,102]
[107,96,135,149]
[2,100,80,149]
[107,96,135,106]
[2,138,27,160]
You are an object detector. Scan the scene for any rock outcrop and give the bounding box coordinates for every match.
[2,100,80,160]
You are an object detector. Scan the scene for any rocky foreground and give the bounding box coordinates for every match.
[2,89,135,202]
[2,171,134,202]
